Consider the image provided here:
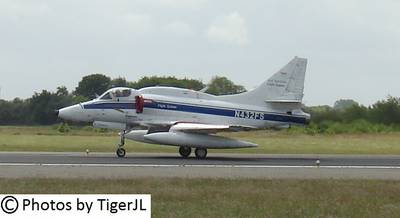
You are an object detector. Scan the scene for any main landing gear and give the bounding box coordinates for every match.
[116,130,126,158]
[178,146,208,159]
[179,146,191,158]
[195,148,207,159]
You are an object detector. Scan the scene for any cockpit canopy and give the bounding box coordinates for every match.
[98,87,136,100]
[97,87,144,113]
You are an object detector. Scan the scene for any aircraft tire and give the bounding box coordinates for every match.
[195,148,207,159]
[116,148,126,158]
[179,146,191,158]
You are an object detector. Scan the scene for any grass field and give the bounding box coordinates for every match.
[1,178,400,217]
[2,127,400,217]
[1,126,400,154]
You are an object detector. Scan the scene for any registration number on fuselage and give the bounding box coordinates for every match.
[234,110,264,120]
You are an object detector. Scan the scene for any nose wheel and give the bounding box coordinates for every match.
[116,148,126,158]
[116,130,126,158]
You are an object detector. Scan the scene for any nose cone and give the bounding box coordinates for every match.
[58,104,92,122]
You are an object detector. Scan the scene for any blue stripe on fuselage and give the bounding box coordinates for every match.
[144,100,307,124]
[145,101,235,117]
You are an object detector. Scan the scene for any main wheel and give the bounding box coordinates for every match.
[179,146,191,158]
[116,148,126,158]
[195,148,207,159]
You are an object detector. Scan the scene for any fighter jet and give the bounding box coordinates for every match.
[56,57,310,159]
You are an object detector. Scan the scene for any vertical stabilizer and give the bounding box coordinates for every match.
[217,57,308,107]
[264,57,307,102]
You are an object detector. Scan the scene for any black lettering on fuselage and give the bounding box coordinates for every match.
[234,110,264,120]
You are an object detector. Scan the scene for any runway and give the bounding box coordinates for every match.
[0,152,400,179]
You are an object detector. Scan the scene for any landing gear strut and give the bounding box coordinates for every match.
[195,148,207,159]
[116,130,126,158]
[179,146,191,158]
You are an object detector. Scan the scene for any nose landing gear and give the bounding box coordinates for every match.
[116,130,126,158]
[116,147,126,158]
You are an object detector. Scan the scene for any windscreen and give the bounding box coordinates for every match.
[113,89,131,97]
[100,92,112,100]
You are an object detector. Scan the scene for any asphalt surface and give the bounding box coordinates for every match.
[0,152,400,179]
[1,152,400,166]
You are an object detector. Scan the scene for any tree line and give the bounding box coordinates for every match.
[299,97,400,134]
[308,97,400,125]
[0,74,246,125]
[1,73,399,129]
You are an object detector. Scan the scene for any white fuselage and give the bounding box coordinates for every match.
[61,87,309,129]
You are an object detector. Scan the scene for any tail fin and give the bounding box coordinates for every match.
[217,57,307,107]
[264,57,307,102]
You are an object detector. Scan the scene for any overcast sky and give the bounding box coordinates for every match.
[0,0,399,106]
